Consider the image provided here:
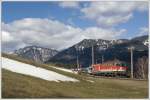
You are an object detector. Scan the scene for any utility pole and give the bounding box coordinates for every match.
[96,59,97,64]
[77,51,79,70]
[102,55,104,64]
[92,45,94,65]
[128,46,134,79]
[76,55,79,70]
[130,47,133,79]
[76,46,79,72]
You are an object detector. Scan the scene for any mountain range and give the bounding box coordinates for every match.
[14,45,58,63]
[47,35,148,68]
[14,35,148,68]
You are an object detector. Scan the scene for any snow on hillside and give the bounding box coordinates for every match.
[2,57,78,82]
[51,66,78,74]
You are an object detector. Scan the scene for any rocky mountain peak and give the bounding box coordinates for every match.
[48,35,148,68]
[14,45,58,63]
[74,38,128,51]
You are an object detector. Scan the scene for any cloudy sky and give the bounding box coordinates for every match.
[2,1,149,52]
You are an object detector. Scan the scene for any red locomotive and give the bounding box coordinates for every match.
[92,64,127,73]
[87,63,128,77]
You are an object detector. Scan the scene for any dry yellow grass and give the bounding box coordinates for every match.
[2,53,149,98]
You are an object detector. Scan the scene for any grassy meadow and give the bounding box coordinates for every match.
[2,53,149,98]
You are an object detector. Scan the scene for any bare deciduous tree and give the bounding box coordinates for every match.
[135,56,148,79]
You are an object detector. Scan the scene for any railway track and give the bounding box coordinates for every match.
[87,74,147,81]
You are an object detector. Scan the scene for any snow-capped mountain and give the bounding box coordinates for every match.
[74,39,128,51]
[47,35,148,67]
[14,46,58,63]
[143,39,149,46]
[74,39,110,51]
[14,35,148,67]
[131,35,149,47]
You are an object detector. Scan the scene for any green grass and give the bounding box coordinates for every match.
[2,69,148,98]
[2,53,88,81]
[2,53,149,98]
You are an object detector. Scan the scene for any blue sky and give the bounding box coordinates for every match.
[2,2,95,28]
[2,1,149,52]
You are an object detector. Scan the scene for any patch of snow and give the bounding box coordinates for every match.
[103,41,106,44]
[2,57,79,82]
[86,80,94,83]
[25,48,30,52]
[32,47,36,50]
[51,66,78,74]
[143,39,148,46]
[37,47,42,51]
[23,50,26,53]
[7,51,14,54]
[118,40,123,44]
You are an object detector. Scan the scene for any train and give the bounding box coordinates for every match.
[86,64,128,77]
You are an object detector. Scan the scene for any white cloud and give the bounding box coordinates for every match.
[84,27,126,39]
[2,31,14,42]
[81,1,148,27]
[136,27,148,36]
[58,1,80,9]
[2,18,126,52]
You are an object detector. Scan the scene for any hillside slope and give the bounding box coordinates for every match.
[2,57,78,82]
[2,54,148,98]
[2,69,148,98]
